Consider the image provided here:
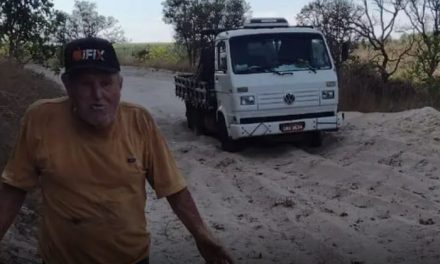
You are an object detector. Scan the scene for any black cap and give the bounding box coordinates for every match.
[63,37,120,74]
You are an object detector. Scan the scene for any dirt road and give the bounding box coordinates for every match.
[116,67,440,264]
[3,66,440,264]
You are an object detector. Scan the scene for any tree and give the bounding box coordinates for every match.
[0,0,63,63]
[224,0,249,29]
[58,0,126,43]
[162,0,250,66]
[405,0,440,81]
[163,0,197,66]
[296,0,363,69]
[352,0,414,82]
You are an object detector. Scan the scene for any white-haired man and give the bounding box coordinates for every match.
[0,37,233,264]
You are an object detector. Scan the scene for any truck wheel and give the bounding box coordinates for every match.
[308,131,323,147]
[185,102,194,129]
[194,107,207,136]
[217,114,241,152]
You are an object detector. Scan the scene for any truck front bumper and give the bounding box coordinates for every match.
[229,113,344,140]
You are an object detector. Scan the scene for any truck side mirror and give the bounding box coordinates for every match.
[220,55,227,73]
[217,41,228,73]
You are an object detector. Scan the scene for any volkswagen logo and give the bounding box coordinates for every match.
[284,93,295,105]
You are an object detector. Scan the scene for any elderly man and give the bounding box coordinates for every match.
[0,37,233,264]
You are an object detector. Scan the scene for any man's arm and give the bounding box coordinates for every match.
[167,187,234,264]
[0,183,26,240]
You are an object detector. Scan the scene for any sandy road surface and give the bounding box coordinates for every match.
[2,66,440,264]
[118,67,440,264]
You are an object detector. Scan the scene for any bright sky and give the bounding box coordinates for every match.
[52,0,313,43]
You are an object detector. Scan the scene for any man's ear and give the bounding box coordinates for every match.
[61,74,73,97]
[119,75,123,90]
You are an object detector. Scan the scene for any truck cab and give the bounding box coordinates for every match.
[175,18,343,151]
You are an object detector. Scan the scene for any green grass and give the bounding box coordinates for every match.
[114,42,192,72]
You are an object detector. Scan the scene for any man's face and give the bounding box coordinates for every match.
[64,70,123,128]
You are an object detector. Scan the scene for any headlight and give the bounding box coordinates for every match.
[322,90,335,99]
[240,95,255,105]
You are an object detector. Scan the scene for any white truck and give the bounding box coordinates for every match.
[175,18,344,151]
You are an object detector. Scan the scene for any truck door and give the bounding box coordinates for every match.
[214,40,232,117]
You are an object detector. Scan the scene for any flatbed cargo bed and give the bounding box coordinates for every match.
[175,74,216,110]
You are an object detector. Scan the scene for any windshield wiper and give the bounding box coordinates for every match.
[236,65,267,74]
[236,65,296,75]
[248,65,294,75]
[237,65,293,75]
[268,68,293,75]
[277,59,318,74]
[300,62,317,74]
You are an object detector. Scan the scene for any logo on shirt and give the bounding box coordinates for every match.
[127,156,137,164]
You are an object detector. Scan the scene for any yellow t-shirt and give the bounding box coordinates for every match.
[1,97,186,264]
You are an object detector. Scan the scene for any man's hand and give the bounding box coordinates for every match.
[167,188,234,264]
[0,183,26,240]
[195,229,234,264]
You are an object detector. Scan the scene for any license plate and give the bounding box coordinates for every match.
[279,122,305,133]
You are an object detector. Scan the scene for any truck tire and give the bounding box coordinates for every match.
[217,114,241,152]
[194,107,207,136]
[308,131,323,147]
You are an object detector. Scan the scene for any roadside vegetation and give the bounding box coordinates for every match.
[295,0,440,111]
[114,43,192,72]
[1,0,440,113]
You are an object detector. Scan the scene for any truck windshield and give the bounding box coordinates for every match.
[230,33,332,74]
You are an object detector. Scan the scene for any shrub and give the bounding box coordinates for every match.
[339,60,424,112]
[114,43,192,72]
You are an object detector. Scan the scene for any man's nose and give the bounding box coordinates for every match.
[91,84,104,100]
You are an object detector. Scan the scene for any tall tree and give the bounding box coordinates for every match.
[163,0,197,65]
[296,0,363,69]
[405,0,440,81]
[58,0,126,43]
[352,0,414,82]
[162,0,250,66]
[0,0,63,63]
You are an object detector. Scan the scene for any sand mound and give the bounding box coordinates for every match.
[0,60,64,168]
[0,60,64,264]
[149,107,440,264]
[2,65,439,264]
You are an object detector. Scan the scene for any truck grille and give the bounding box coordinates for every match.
[240,111,335,124]
[258,90,320,110]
